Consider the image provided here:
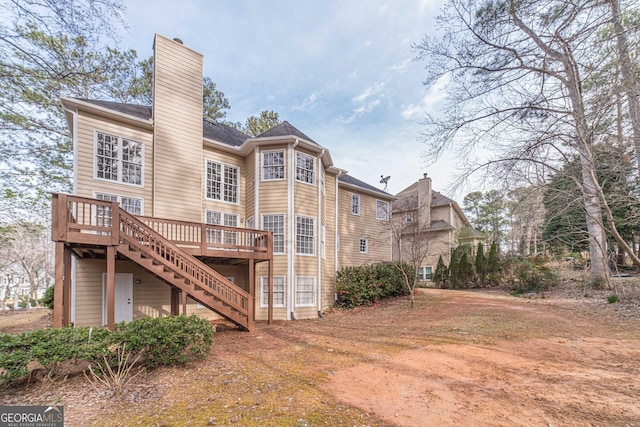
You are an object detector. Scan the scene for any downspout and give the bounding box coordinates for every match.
[254,146,260,225]
[288,139,299,320]
[317,149,324,318]
[334,170,344,303]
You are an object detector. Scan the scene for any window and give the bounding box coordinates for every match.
[296,152,315,184]
[95,193,143,228]
[359,238,368,254]
[206,160,239,204]
[351,194,360,215]
[295,276,316,306]
[95,193,117,228]
[205,210,238,244]
[261,276,285,307]
[376,200,390,220]
[262,150,285,180]
[296,216,315,255]
[419,266,433,281]
[95,132,143,186]
[262,214,285,254]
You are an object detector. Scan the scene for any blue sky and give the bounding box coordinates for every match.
[118,0,460,197]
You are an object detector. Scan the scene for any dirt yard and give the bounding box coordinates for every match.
[1,279,640,426]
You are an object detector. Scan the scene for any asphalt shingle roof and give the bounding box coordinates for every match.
[78,99,152,121]
[257,121,317,144]
[339,174,391,197]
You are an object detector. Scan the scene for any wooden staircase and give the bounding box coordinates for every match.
[51,194,272,331]
[117,210,253,330]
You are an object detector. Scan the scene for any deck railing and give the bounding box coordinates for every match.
[51,194,270,255]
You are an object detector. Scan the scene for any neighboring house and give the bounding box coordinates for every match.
[392,174,482,282]
[52,34,393,330]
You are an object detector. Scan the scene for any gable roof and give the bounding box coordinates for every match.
[431,191,455,207]
[257,121,317,144]
[339,174,393,199]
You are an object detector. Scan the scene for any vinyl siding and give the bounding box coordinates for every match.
[321,172,338,311]
[337,187,392,267]
[75,111,152,206]
[202,148,246,220]
[152,34,203,222]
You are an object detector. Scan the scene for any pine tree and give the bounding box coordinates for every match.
[433,255,448,288]
[486,242,501,286]
[475,242,486,287]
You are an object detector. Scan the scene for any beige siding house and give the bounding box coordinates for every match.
[55,34,394,328]
[392,174,482,283]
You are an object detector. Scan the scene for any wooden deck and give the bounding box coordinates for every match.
[51,193,274,330]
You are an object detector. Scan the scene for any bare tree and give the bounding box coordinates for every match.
[389,204,437,308]
[414,0,640,287]
[2,223,53,307]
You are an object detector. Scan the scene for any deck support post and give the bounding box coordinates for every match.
[181,289,187,315]
[62,245,72,326]
[171,288,180,316]
[248,259,255,331]
[53,242,65,328]
[106,246,116,330]
[268,259,273,325]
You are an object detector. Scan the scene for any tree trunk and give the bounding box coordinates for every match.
[609,0,640,176]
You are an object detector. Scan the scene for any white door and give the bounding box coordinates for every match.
[103,273,133,324]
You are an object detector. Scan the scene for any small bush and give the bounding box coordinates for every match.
[335,262,411,309]
[0,315,214,384]
[114,315,214,368]
[511,256,558,293]
[607,294,619,304]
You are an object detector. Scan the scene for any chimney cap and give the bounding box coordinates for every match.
[423,173,429,179]
[173,37,184,45]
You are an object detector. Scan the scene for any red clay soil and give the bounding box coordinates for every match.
[2,282,640,426]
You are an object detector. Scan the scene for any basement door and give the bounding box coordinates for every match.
[102,273,133,325]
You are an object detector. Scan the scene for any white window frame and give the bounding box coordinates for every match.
[296,215,315,255]
[262,150,285,181]
[94,131,144,187]
[351,194,360,216]
[359,238,368,254]
[295,152,315,185]
[419,266,433,281]
[260,276,286,307]
[205,210,239,245]
[94,192,143,228]
[376,200,390,220]
[262,214,286,255]
[205,159,239,204]
[295,276,316,307]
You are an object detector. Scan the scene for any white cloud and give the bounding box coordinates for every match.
[389,57,411,73]
[293,90,324,111]
[352,81,385,103]
[401,73,449,120]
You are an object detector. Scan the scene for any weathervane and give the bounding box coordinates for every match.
[380,174,391,192]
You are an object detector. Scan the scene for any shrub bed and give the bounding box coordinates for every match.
[0,315,214,385]
[335,262,412,309]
